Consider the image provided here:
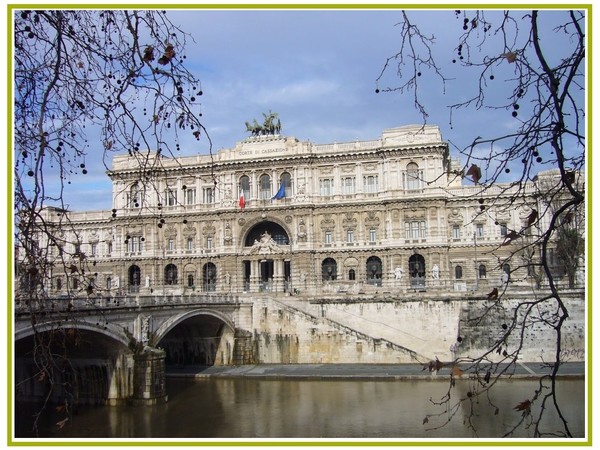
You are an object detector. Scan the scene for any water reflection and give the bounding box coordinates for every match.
[15,377,584,439]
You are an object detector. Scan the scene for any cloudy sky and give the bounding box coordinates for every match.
[31,5,586,211]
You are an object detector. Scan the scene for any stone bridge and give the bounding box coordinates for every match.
[13,289,586,406]
[14,294,256,406]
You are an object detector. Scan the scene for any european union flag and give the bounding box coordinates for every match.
[272,182,286,200]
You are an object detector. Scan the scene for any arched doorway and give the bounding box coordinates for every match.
[165,264,178,285]
[366,256,382,286]
[128,264,141,293]
[322,258,337,281]
[203,262,217,292]
[243,221,291,293]
[409,254,426,288]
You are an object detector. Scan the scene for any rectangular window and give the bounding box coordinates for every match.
[406,221,427,240]
[206,236,213,249]
[369,229,377,242]
[476,223,484,237]
[107,242,112,256]
[412,222,420,239]
[324,231,333,244]
[347,229,354,243]
[500,223,508,236]
[90,243,97,257]
[127,191,140,208]
[320,179,333,196]
[203,187,215,204]
[165,189,177,206]
[167,238,175,252]
[342,177,356,195]
[187,237,194,251]
[186,188,196,205]
[364,175,378,193]
[453,225,461,239]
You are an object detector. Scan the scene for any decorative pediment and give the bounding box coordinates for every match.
[88,229,99,243]
[183,225,197,236]
[320,214,336,230]
[164,225,177,237]
[448,208,464,224]
[344,257,359,268]
[342,212,357,229]
[365,211,380,227]
[404,207,426,220]
[202,222,216,236]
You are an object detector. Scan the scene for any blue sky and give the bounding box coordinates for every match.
[29,5,586,211]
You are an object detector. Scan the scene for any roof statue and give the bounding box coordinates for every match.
[245,111,281,137]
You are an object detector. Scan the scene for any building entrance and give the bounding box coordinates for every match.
[260,259,274,292]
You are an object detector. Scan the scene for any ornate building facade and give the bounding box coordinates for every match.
[37,124,581,300]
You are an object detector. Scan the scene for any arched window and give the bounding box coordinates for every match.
[129,184,141,208]
[322,258,337,281]
[409,254,426,287]
[259,174,271,199]
[239,175,251,199]
[280,172,292,197]
[245,221,290,246]
[203,262,217,292]
[502,264,511,283]
[348,269,356,281]
[455,265,463,279]
[105,277,111,290]
[479,264,487,278]
[366,256,383,286]
[406,162,421,190]
[128,265,141,286]
[165,264,178,285]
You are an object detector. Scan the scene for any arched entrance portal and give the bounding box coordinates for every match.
[128,264,141,293]
[366,256,383,286]
[409,254,426,288]
[242,221,291,293]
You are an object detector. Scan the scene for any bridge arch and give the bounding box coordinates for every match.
[14,319,131,348]
[154,309,237,367]
[14,320,133,406]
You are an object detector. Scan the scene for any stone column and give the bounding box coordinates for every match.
[251,259,260,292]
[273,258,284,293]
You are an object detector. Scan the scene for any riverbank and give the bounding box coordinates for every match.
[166,361,585,381]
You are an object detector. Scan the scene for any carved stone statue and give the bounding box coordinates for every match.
[394,266,404,280]
[431,264,440,279]
[248,231,284,255]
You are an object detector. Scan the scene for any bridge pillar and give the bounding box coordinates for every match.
[131,347,168,405]
[232,329,257,364]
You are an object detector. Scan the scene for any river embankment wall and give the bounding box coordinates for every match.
[248,291,585,364]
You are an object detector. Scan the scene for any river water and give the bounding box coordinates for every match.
[15,377,585,440]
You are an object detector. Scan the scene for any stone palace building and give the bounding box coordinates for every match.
[39,124,580,299]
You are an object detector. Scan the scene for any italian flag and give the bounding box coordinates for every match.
[239,190,245,209]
